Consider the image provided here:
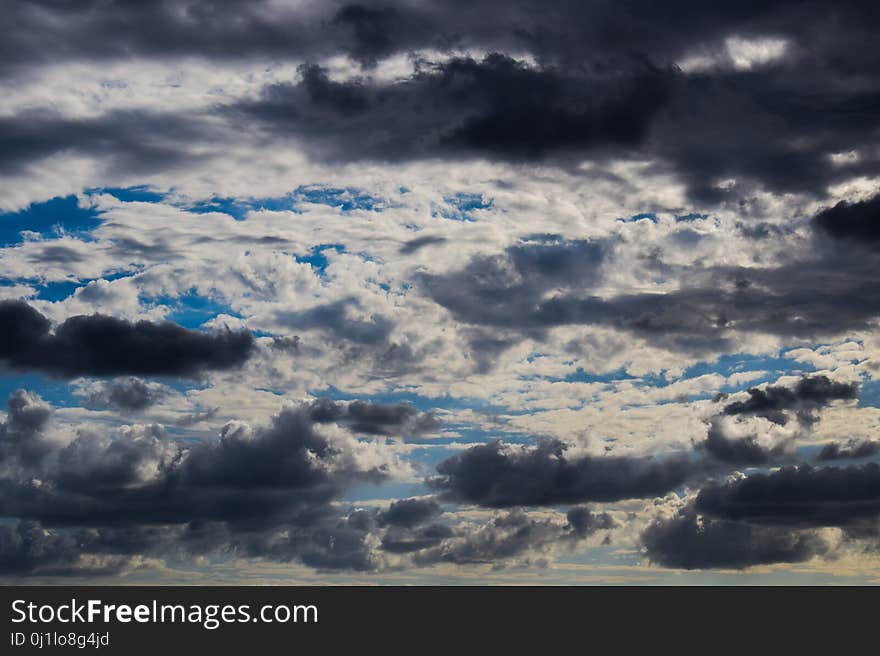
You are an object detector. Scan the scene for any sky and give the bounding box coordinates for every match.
[1,0,880,584]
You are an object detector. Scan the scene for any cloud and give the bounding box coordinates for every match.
[721,375,859,426]
[4,0,880,581]
[566,505,616,537]
[0,300,254,378]
[814,193,880,245]
[642,509,832,570]
[643,460,880,569]
[424,232,880,355]
[0,110,212,175]
[1,2,879,202]
[817,439,880,461]
[694,464,880,527]
[0,521,98,577]
[379,497,443,528]
[0,390,54,468]
[274,298,394,346]
[695,374,861,466]
[0,389,619,576]
[74,377,169,411]
[0,391,445,576]
[420,236,610,353]
[411,507,615,567]
[235,54,675,163]
[698,418,788,466]
[0,394,405,527]
[331,4,416,66]
[307,399,440,436]
[433,438,697,507]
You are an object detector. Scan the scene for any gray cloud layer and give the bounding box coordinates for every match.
[424,231,880,359]
[1,2,879,201]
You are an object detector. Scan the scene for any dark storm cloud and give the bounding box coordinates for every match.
[0,0,329,73]
[229,6,880,198]
[0,502,614,576]
[694,464,880,527]
[0,393,610,575]
[0,521,111,577]
[425,233,880,356]
[817,439,880,462]
[721,375,859,426]
[307,398,439,436]
[298,64,371,115]
[0,396,395,530]
[432,438,697,507]
[814,193,880,245]
[78,377,167,411]
[346,400,439,435]
[0,301,254,378]
[379,497,442,528]
[0,392,469,577]
[2,2,880,199]
[237,54,674,162]
[643,461,880,569]
[641,510,831,570]
[649,69,880,203]
[4,0,876,74]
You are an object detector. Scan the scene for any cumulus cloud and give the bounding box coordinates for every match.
[74,377,169,411]
[698,418,789,466]
[721,375,859,427]
[694,464,880,527]
[433,438,698,507]
[696,374,861,466]
[307,398,440,436]
[0,390,54,468]
[0,391,436,575]
[642,510,833,570]
[0,393,406,526]
[817,439,880,462]
[0,388,613,576]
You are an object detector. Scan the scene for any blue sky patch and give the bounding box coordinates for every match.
[432,193,493,221]
[0,373,76,408]
[617,212,658,224]
[295,243,346,276]
[0,195,102,247]
[96,186,167,203]
[141,290,239,329]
